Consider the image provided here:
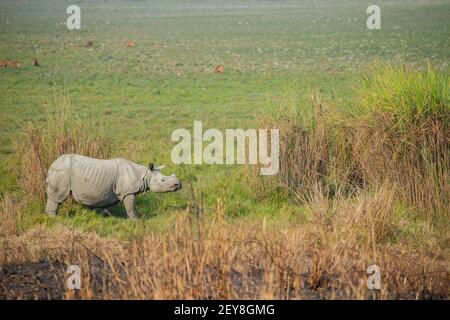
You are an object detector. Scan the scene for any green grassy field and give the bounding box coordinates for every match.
[0,0,449,238]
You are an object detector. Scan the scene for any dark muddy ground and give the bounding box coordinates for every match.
[0,257,332,300]
[1,257,447,300]
[0,257,119,299]
[0,259,66,299]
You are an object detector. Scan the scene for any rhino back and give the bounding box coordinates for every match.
[70,155,118,207]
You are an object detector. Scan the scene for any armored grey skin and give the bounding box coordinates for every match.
[45,154,182,219]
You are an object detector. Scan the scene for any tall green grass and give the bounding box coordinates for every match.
[360,63,449,128]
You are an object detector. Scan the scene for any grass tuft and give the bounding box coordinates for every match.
[15,95,112,203]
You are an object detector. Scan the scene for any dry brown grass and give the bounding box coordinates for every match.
[351,111,449,217]
[0,194,448,300]
[251,94,362,203]
[0,195,23,238]
[15,95,112,202]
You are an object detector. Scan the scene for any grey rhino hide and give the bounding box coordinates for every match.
[45,154,181,218]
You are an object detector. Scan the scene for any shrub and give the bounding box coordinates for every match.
[251,64,449,218]
[354,63,449,217]
[15,95,112,202]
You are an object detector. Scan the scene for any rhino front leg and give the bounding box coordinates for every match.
[123,194,138,219]
[45,199,59,217]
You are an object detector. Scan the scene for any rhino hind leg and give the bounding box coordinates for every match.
[100,203,118,217]
[45,199,59,217]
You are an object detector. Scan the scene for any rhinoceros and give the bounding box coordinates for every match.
[45,154,182,219]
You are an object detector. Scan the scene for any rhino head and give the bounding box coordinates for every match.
[146,163,182,193]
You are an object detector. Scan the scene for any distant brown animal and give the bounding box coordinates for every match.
[125,40,136,47]
[32,58,40,67]
[0,60,8,68]
[84,40,93,48]
[214,64,224,73]
[8,61,21,68]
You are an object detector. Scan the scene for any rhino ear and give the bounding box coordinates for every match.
[149,162,154,171]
